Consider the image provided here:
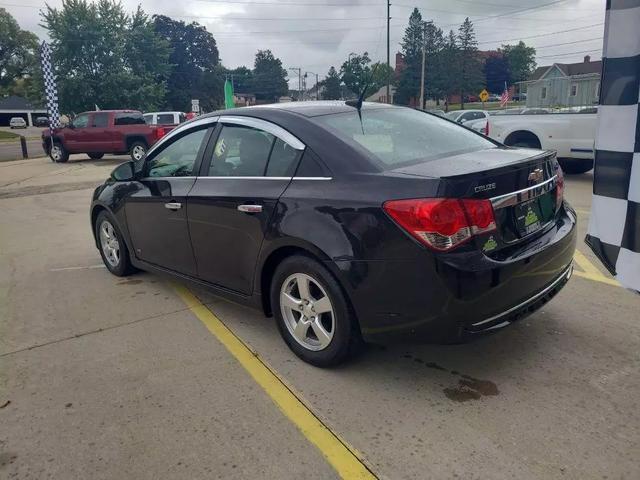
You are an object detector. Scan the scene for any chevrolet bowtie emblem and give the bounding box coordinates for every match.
[528,168,544,183]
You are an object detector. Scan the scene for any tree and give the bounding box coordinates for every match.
[484,52,510,93]
[422,21,445,107]
[500,41,536,83]
[395,8,424,105]
[41,0,170,113]
[153,15,220,111]
[0,8,40,97]
[252,50,288,102]
[340,52,380,98]
[226,66,253,94]
[370,62,394,96]
[440,30,460,108]
[457,17,483,109]
[321,66,341,100]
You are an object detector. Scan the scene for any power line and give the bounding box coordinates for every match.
[192,0,385,5]
[478,22,604,44]
[537,48,601,59]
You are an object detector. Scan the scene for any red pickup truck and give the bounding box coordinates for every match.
[42,110,167,163]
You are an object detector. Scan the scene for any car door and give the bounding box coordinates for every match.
[88,112,112,152]
[187,116,305,295]
[65,113,90,151]
[124,120,216,276]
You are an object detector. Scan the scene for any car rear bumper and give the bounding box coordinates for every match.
[335,204,577,343]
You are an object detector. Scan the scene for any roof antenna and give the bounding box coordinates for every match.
[345,62,380,134]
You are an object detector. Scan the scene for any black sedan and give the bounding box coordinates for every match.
[90,102,576,366]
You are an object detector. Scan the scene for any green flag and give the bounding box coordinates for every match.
[224,79,235,109]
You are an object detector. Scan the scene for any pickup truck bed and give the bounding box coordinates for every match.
[481,112,597,174]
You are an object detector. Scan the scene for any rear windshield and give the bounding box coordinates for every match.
[157,113,176,125]
[314,107,495,168]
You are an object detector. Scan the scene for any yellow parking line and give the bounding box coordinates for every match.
[172,284,377,480]
[573,250,620,287]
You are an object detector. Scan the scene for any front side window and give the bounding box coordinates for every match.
[92,112,109,127]
[208,125,275,176]
[145,127,208,178]
[72,113,89,128]
[114,112,146,125]
[314,107,495,169]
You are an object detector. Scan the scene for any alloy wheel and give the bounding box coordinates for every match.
[50,145,62,162]
[280,273,335,351]
[99,220,121,268]
[132,145,146,160]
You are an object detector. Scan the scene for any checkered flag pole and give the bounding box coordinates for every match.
[585,0,640,293]
[39,41,60,135]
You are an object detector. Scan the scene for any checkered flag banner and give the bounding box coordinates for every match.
[585,0,640,292]
[39,41,60,130]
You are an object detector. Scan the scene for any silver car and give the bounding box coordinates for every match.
[9,117,27,129]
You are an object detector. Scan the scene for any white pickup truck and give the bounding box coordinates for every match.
[467,109,597,174]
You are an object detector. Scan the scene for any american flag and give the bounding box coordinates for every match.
[500,82,510,107]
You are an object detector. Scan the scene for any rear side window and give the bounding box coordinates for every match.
[295,149,327,177]
[157,113,175,125]
[266,138,301,177]
[314,108,495,169]
[114,112,145,125]
[208,125,275,176]
[143,114,153,124]
[92,112,109,127]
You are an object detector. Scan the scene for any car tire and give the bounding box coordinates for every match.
[129,141,147,162]
[88,153,104,160]
[95,211,136,277]
[558,158,593,175]
[270,255,361,367]
[50,141,69,163]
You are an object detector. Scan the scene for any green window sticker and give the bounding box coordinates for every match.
[482,236,498,252]
[524,207,539,227]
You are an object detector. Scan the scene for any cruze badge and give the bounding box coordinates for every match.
[474,182,496,193]
[528,168,544,184]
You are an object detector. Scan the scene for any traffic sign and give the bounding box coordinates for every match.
[479,89,489,102]
[191,99,200,114]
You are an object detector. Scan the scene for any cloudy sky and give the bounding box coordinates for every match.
[6,0,606,89]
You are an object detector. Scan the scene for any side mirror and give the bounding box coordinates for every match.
[110,161,136,181]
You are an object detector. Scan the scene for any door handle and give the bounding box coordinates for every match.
[237,204,263,213]
[164,202,182,211]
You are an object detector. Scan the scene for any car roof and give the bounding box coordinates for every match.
[144,111,183,115]
[203,101,395,119]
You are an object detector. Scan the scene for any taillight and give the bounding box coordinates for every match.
[555,164,564,210]
[383,198,497,251]
[154,127,166,140]
[484,120,489,136]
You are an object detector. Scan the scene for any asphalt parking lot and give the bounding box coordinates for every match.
[1,155,638,479]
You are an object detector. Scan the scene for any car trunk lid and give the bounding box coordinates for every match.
[391,147,562,254]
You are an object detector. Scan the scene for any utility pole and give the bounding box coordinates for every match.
[289,67,302,101]
[419,29,426,109]
[306,71,320,100]
[386,0,391,104]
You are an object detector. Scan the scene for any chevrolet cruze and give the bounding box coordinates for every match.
[91,102,576,366]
